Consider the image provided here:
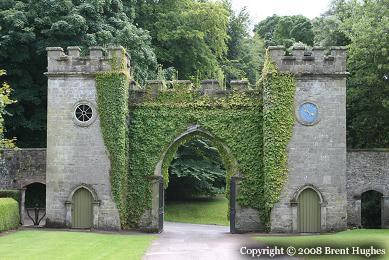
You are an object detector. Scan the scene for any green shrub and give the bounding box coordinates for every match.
[0,198,19,232]
[0,190,20,202]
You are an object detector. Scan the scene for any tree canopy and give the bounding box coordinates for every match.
[254,15,314,48]
[0,0,157,147]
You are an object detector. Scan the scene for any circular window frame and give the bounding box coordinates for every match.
[72,101,97,127]
[295,101,321,126]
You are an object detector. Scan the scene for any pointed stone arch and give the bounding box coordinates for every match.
[148,125,240,232]
[290,184,327,232]
[65,183,101,228]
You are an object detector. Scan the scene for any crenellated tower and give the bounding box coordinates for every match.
[268,46,348,232]
[45,46,128,229]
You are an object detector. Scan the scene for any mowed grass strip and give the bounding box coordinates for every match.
[0,230,155,260]
[165,196,229,226]
[256,229,389,260]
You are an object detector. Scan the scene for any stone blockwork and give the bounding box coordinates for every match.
[269,46,348,232]
[0,149,46,189]
[346,150,389,228]
[45,46,124,230]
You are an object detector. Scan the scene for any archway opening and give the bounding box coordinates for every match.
[361,190,382,228]
[24,182,46,226]
[297,188,321,233]
[164,138,229,226]
[155,126,238,232]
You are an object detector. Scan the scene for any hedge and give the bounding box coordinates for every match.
[0,198,19,232]
[0,190,20,202]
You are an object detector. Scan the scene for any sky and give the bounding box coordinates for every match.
[230,0,332,26]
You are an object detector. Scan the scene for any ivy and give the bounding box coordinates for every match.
[95,48,295,231]
[95,48,130,228]
[261,50,296,229]
[127,88,263,227]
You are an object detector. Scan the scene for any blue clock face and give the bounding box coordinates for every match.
[298,102,319,124]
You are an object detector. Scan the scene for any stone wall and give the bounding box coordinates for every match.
[346,150,389,228]
[0,149,46,189]
[269,46,348,232]
[45,46,124,230]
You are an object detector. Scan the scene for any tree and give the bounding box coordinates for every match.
[0,0,157,147]
[134,0,229,80]
[338,0,389,148]
[254,15,314,48]
[166,139,226,199]
[222,4,264,86]
[0,69,16,148]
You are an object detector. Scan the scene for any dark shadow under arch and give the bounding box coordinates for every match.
[25,182,46,208]
[361,190,383,228]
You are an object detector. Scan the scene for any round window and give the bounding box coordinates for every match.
[75,104,93,122]
[72,101,96,127]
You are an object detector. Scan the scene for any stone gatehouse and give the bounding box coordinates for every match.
[1,45,388,233]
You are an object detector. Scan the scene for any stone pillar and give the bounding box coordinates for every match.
[355,199,362,227]
[20,188,26,225]
[65,201,72,228]
[290,201,298,233]
[92,201,100,229]
[320,201,328,231]
[382,196,389,228]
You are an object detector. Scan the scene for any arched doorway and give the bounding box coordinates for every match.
[72,188,93,229]
[23,182,46,226]
[154,127,239,233]
[361,190,383,228]
[298,188,321,233]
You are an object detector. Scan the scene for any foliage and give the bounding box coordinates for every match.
[340,0,389,148]
[223,5,265,86]
[0,190,20,203]
[0,230,156,259]
[0,198,19,232]
[95,50,130,228]
[254,15,315,48]
[0,69,16,149]
[0,0,156,147]
[312,16,350,47]
[134,0,229,80]
[126,86,263,227]
[165,196,229,226]
[261,50,296,228]
[167,139,226,199]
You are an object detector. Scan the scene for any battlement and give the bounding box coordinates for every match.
[268,46,347,76]
[46,46,130,76]
[128,79,258,105]
[130,79,251,95]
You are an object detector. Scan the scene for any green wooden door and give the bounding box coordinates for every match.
[72,188,93,229]
[298,188,321,233]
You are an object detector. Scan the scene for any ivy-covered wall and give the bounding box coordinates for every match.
[127,89,263,227]
[95,48,296,229]
[96,48,130,228]
[261,51,296,228]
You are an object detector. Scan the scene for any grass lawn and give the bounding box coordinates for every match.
[165,196,229,226]
[0,230,156,260]
[256,229,389,259]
